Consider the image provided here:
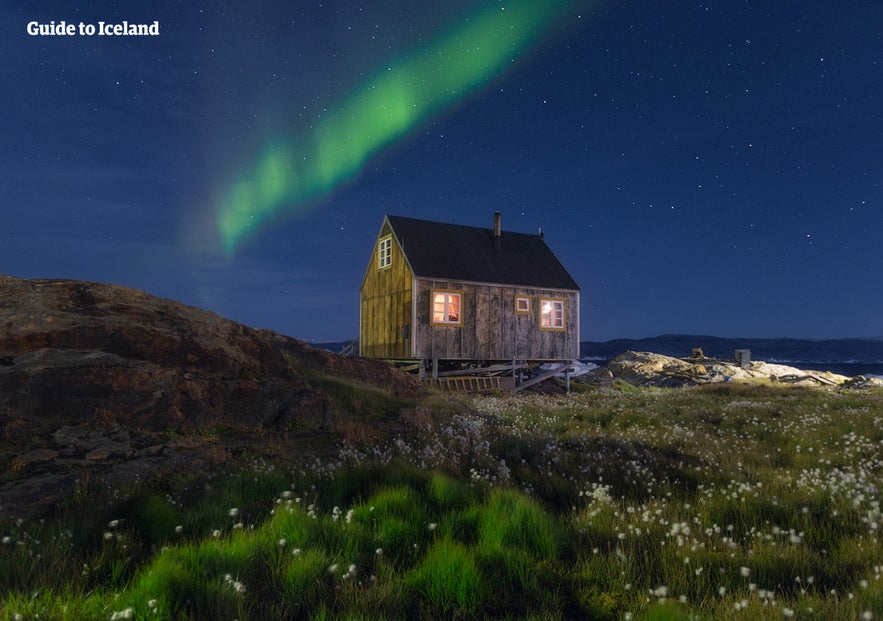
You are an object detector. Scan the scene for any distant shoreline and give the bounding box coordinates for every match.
[580,357,883,380]
[579,334,883,378]
[784,361,883,379]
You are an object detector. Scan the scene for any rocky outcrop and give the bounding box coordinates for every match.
[579,350,859,388]
[0,275,422,432]
[0,275,424,516]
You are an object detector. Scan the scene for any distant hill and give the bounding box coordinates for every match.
[580,334,883,364]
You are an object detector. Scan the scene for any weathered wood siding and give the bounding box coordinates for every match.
[360,222,413,358]
[414,279,578,360]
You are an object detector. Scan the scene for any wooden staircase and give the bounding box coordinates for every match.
[431,375,515,393]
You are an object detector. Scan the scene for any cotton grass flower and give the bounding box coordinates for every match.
[223,574,246,593]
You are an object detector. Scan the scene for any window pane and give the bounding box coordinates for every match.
[433,293,446,323]
[540,299,564,328]
[541,301,552,327]
[553,301,564,327]
[448,294,460,321]
[378,238,391,268]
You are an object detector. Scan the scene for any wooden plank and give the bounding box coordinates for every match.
[475,287,489,357]
[514,362,572,392]
[435,363,527,377]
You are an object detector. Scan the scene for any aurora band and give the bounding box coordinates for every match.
[216,0,584,254]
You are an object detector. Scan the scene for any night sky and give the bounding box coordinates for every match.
[3,1,881,342]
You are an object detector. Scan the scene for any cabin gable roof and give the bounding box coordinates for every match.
[385,214,579,290]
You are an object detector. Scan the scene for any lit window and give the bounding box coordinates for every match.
[431,290,462,326]
[515,296,531,315]
[378,236,392,269]
[540,298,565,330]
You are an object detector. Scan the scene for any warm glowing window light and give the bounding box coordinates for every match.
[540,298,564,330]
[432,291,462,325]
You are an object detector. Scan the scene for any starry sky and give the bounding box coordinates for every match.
[2,1,881,342]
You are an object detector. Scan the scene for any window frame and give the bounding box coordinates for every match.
[430,289,464,327]
[377,236,392,270]
[514,295,531,315]
[539,297,566,331]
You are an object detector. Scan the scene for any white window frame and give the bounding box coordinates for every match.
[431,289,463,326]
[539,297,565,331]
[515,295,531,315]
[377,236,392,270]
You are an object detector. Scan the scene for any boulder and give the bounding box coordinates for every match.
[581,351,851,388]
[604,351,713,388]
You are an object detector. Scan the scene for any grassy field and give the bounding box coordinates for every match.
[1,383,881,620]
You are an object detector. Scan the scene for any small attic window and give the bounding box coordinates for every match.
[515,295,531,315]
[378,236,392,269]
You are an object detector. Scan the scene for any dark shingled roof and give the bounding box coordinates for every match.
[386,215,579,290]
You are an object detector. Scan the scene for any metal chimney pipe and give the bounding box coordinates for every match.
[493,211,501,250]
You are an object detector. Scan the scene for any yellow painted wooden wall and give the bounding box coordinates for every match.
[360,221,413,358]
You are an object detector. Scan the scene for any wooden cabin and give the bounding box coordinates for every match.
[360,213,580,377]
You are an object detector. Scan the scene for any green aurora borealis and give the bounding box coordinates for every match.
[216,0,584,254]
